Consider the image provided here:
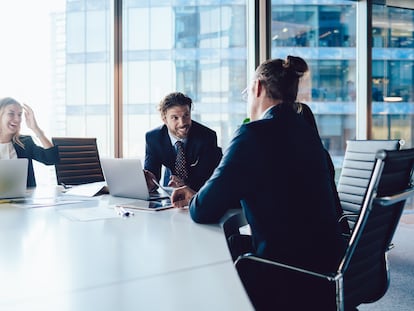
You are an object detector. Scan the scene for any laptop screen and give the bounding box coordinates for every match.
[100,158,168,200]
[0,158,28,199]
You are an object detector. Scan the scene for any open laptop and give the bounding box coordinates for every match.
[100,158,170,201]
[0,159,28,199]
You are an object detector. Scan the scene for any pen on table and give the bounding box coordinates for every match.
[0,199,26,204]
[116,205,134,217]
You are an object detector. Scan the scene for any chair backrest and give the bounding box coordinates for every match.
[52,137,105,186]
[233,148,414,311]
[340,147,414,309]
[222,211,249,261]
[223,211,248,242]
[337,139,402,228]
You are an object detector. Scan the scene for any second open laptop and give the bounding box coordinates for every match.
[100,158,169,201]
[0,158,28,200]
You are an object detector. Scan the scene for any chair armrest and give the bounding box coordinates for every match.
[338,213,357,238]
[235,253,336,282]
[374,187,414,206]
[234,253,338,310]
[338,213,358,223]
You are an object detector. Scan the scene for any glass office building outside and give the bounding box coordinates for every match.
[2,1,412,182]
[58,0,248,158]
[371,4,414,145]
[59,0,414,163]
[270,1,414,162]
[270,1,357,161]
[121,1,247,157]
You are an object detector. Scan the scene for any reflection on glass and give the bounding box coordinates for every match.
[0,1,67,185]
[122,2,248,157]
[372,5,414,147]
[14,2,414,185]
[270,0,357,165]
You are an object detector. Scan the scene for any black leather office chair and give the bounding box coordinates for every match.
[337,139,403,229]
[235,148,414,311]
[222,211,250,261]
[52,137,105,186]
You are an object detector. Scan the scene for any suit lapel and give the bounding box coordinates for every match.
[185,124,200,167]
[160,126,176,168]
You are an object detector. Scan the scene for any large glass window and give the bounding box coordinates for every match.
[63,0,114,156]
[0,1,248,185]
[0,1,68,185]
[372,5,414,148]
[270,0,357,167]
[3,1,414,188]
[122,2,248,158]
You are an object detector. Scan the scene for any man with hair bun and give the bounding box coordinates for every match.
[171,56,346,310]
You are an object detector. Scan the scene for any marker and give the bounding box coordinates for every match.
[116,205,134,217]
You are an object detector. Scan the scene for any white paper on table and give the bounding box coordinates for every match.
[62,181,108,197]
[15,197,85,209]
[58,205,120,221]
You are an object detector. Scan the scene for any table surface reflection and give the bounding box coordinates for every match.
[0,187,253,311]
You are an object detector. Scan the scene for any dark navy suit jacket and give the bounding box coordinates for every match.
[14,135,60,187]
[189,104,346,273]
[144,121,222,191]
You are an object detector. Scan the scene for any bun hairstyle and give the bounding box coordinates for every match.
[255,55,309,103]
[283,55,308,78]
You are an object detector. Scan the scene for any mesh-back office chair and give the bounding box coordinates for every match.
[337,139,403,229]
[234,148,414,311]
[52,137,105,186]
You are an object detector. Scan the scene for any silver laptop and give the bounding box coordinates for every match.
[0,159,28,199]
[100,158,169,201]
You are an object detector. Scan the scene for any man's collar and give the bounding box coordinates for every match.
[260,104,278,119]
[168,132,187,146]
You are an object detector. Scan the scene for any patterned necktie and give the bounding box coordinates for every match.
[174,141,188,181]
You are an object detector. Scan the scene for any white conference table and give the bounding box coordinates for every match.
[0,187,253,311]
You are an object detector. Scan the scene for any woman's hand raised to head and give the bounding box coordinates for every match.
[22,104,40,132]
[22,103,53,148]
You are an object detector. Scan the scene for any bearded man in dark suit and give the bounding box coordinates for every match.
[144,92,222,192]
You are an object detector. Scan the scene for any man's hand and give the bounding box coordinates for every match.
[168,175,185,188]
[144,170,158,192]
[171,186,196,208]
